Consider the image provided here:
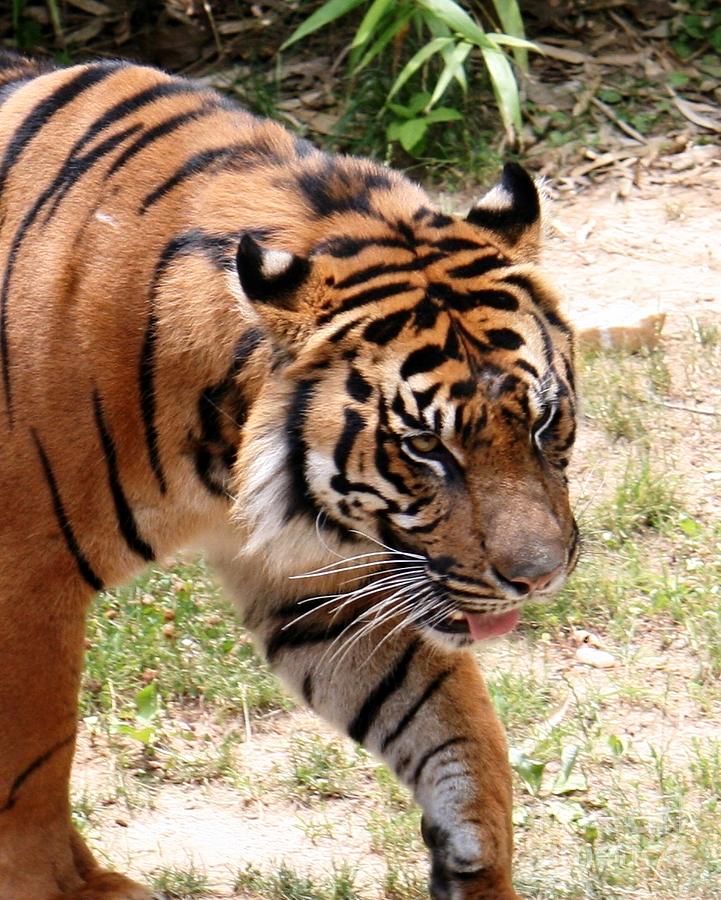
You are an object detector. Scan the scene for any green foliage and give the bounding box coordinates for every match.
[282,0,534,154]
[670,0,721,59]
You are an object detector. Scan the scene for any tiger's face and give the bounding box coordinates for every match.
[234,164,578,646]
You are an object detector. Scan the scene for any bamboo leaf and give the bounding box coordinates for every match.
[480,44,522,141]
[281,0,366,50]
[427,41,472,110]
[489,0,528,69]
[355,7,415,72]
[351,0,394,50]
[387,36,455,101]
[418,0,496,49]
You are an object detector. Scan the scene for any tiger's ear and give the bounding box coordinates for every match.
[466,163,541,258]
[236,232,310,310]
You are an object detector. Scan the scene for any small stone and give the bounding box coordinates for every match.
[575,645,616,668]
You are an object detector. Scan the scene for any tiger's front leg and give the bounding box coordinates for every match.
[257,610,521,900]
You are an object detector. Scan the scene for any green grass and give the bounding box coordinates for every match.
[84,560,288,720]
[234,862,362,900]
[286,734,360,803]
[151,864,211,898]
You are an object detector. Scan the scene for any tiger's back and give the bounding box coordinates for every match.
[0,50,576,900]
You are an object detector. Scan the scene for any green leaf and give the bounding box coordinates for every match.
[350,0,394,54]
[509,748,546,794]
[135,683,159,724]
[489,0,528,69]
[409,91,432,114]
[397,118,428,152]
[422,106,463,123]
[281,0,366,50]
[607,734,626,757]
[355,6,415,72]
[598,88,623,104]
[427,41,472,109]
[678,514,702,537]
[115,724,155,745]
[486,33,537,51]
[418,0,497,49]
[387,102,415,120]
[387,36,455,101]
[480,45,522,140]
[551,745,588,795]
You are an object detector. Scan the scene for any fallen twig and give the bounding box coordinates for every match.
[667,86,721,133]
[659,401,719,417]
[591,96,647,144]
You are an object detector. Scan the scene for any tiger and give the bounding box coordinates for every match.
[0,49,578,900]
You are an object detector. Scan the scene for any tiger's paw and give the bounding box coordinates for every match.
[421,816,522,900]
[54,872,161,900]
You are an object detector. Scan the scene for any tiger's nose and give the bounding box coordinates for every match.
[491,548,566,597]
[493,565,563,597]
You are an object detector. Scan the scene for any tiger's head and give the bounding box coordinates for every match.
[232,163,578,645]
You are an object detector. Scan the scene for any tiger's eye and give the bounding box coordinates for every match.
[407,433,441,454]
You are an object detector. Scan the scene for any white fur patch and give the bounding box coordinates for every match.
[472,183,514,214]
[94,210,118,228]
[261,248,294,278]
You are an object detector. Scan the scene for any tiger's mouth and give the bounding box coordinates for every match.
[420,606,522,642]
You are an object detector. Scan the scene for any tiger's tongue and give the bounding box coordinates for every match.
[465,608,521,641]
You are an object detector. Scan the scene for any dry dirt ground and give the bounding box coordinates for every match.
[71,144,721,898]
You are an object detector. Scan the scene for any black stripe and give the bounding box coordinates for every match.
[92,391,155,561]
[375,396,411,497]
[319,281,414,324]
[0,733,75,813]
[348,639,419,744]
[516,359,539,380]
[140,230,236,492]
[265,616,357,662]
[31,430,104,591]
[400,345,447,380]
[0,63,119,195]
[334,407,366,473]
[286,378,318,519]
[391,391,424,430]
[335,253,445,291]
[42,122,143,224]
[380,668,454,752]
[432,237,483,252]
[406,514,446,534]
[314,236,412,258]
[72,80,197,160]
[485,327,524,351]
[447,255,507,278]
[363,308,412,345]
[192,329,263,496]
[413,384,440,410]
[141,144,246,213]
[105,101,219,179]
[138,312,165,493]
[302,672,314,705]
[411,736,467,786]
[432,282,520,313]
[346,368,372,403]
